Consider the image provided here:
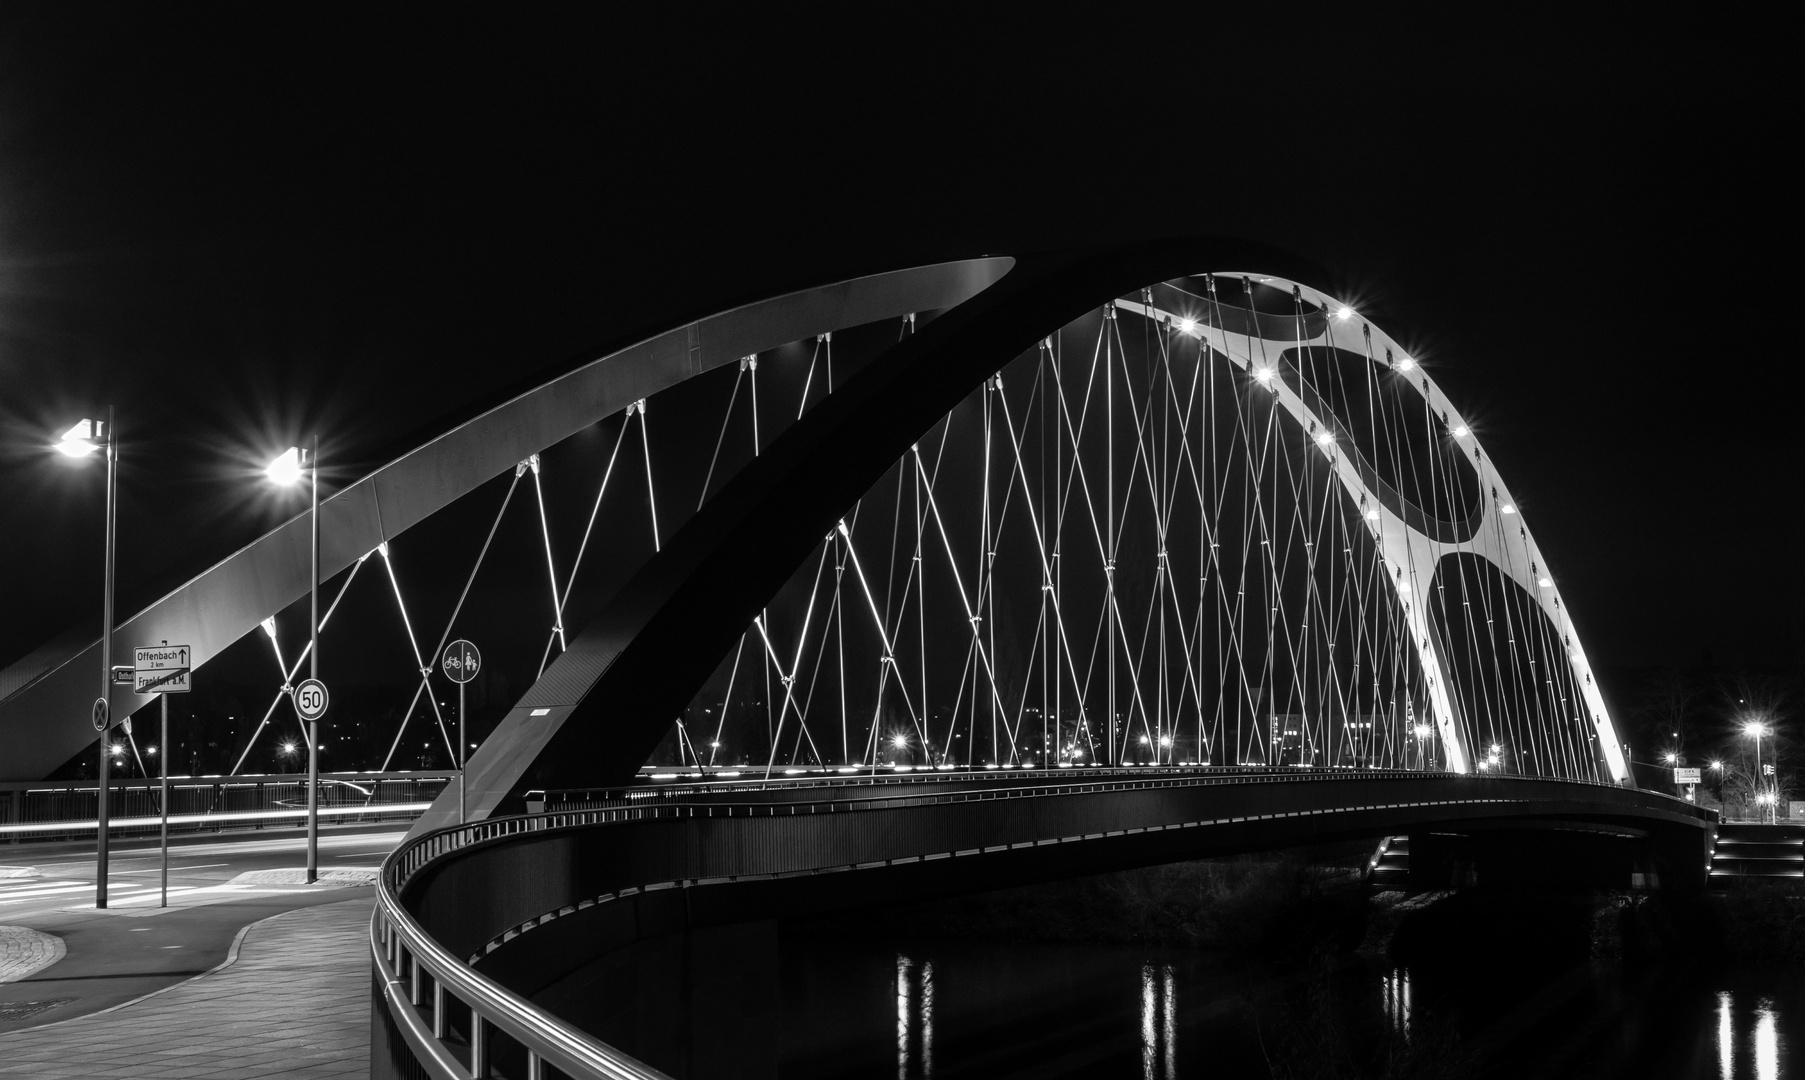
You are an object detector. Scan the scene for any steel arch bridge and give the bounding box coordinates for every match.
[1,239,1628,820]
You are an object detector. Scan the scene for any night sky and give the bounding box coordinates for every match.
[2,5,1798,711]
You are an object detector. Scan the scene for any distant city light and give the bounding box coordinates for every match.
[266,447,304,485]
[56,420,100,457]
[1159,735,1173,748]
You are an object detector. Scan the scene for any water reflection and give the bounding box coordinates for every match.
[1140,962,1177,1079]
[1755,998,1778,1080]
[1715,991,1785,1080]
[1720,992,1734,1080]
[1380,967,1412,1041]
[896,954,933,1078]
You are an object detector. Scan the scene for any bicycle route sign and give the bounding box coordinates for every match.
[442,640,481,684]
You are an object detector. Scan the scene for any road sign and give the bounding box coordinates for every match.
[91,696,109,731]
[1674,767,1701,784]
[110,665,134,685]
[1764,764,1776,776]
[293,678,330,721]
[442,640,481,684]
[134,644,191,694]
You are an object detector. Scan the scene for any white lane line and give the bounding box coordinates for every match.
[0,882,100,902]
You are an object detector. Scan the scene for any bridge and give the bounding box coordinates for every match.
[0,238,1712,1079]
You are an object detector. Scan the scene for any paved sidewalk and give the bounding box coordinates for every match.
[0,896,373,1078]
[0,925,64,984]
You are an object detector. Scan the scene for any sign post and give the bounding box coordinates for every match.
[441,640,481,824]
[292,677,330,872]
[135,643,190,907]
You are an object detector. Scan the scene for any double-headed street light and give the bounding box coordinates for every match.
[267,444,321,883]
[57,412,118,909]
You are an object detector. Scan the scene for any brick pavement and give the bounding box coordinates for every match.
[0,925,65,984]
[0,896,373,1078]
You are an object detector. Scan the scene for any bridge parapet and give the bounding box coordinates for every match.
[371,770,1712,1079]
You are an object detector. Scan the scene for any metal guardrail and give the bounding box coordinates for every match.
[0,771,450,841]
[373,767,1707,1080]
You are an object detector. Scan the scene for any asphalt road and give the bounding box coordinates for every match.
[0,823,403,1032]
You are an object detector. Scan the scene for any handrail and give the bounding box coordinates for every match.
[373,768,1711,1079]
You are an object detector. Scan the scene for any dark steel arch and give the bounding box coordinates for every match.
[423,237,1331,834]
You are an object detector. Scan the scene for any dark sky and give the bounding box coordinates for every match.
[1,5,1798,685]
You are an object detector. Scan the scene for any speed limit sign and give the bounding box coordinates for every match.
[293,678,330,721]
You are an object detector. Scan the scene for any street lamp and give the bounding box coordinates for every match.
[268,444,320,883]
[58,412,118,909]
[1741,721,1776,823]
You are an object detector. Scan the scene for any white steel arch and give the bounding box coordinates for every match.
[1117,278,1628,783]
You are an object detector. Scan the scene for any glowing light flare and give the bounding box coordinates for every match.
[891,733,910,750]
[56,419,100,457]
[1253,367,1274,385]
[1334,305,1355,320]
[1413,725,1432,739]
[1315,431,1336,447]
[1744,721,1770,738]
[1394,356,1416,372]
[1499,504,1517,514]
[266,447,304,485]
[1452,424,1471,438]
[1177,317,1198,336]
[1538,577,1554,588]
[1664,752,1678,764]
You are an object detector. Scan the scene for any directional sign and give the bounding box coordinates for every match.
[134,644,192,694]
[110,665,134,685]
[1673,767,1701,784]
[442,640,481,685]
[293,678,330,721]
[91,696,109,731]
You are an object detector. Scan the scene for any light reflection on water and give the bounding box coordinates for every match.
[779,937,1796,1079]
[896,954,934,1078]
[1709,990,1785,1080]
[1139,962,1177,1080]
[1381,966,1411,1040]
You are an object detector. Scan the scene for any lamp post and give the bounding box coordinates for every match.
[268,444,320,883]
[1743,721,1771,823]
[57,412,117,908]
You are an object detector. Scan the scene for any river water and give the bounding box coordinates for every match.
[771,931,1800,1079]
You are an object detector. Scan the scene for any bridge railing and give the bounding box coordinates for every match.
[374,766,1698,1079]
[0,770,449,843]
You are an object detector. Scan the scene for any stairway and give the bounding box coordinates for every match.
[1709,823,1805,883]
[1366,835,1411,889]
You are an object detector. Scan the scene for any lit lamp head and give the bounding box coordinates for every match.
[890,733,909,751]
[1663,752,1678,764]
[1743,721,1769,738]
[266,446,305,485]
[56,419,101,457]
